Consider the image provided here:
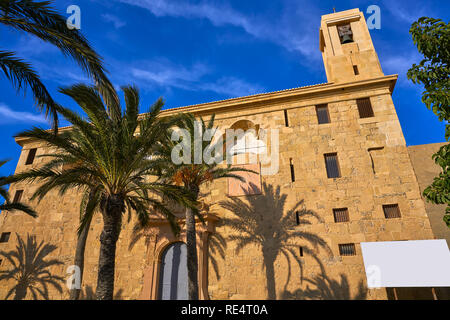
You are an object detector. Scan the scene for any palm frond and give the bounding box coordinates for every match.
[0,0,120,118]
[0,202,37,217]
[0,50,57,128]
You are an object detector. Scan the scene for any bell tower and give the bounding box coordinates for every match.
[319,8,384,83]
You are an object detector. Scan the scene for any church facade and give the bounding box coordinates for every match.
[0,9,445,300]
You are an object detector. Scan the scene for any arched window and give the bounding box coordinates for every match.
[158,242,188,300]
[226,120,263,197]
[227,120,266,156]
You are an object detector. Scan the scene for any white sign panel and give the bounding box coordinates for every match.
[360,240,450,288]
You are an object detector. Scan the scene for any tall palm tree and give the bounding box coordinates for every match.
[9,84,197,299]
[0,233,64,300]
[155,114,253,300]
[0,0,119,130]
[220,182,331,299]
[0,160,36,217]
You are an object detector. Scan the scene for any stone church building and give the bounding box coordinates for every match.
[0,9,448,300]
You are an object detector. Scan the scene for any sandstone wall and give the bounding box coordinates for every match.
[408,142,450,245]
[0,81,435,300]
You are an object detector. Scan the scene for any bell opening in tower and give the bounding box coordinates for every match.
[337,24,354,44]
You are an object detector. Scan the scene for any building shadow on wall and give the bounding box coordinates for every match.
[80,285,123,300]
[219,182,331,300]
[0,233,64,300]
[281,271,368,300]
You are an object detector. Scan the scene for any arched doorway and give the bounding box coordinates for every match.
[158,242,188,300]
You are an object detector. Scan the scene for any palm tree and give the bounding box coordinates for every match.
[0,0,119,130]
[281,272,368,300]
[155,114,253,300]
[220,182,331,299]
[9,84,197,299]
[0,160,36,217]
[0,233,64,300]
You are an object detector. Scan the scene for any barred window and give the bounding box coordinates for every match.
[25,148,37,165]
[316,104,330,124]
[383,204,401,219]
[356,98,374,118]
[333,208,349,223]
[0,232,11,243]
[339,243,356,256]
[324,153,341,178]
[13,190,23,203]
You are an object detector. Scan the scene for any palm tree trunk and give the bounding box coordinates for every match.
[69,217,92,300]
[185,186,199,300]
[186,206,199,300]
[263,252,277,300]
[95,196,123,300]
[13,282,27,300]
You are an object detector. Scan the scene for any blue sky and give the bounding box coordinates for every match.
[0,0,448,176]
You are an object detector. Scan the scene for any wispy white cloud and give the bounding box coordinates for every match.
[34,61,91,85]
[115,0,321,63]
[11,35,91,86]
[12,35,59,58]
[101,13,127,29]
[0,103,47,124]
[383,0,435,24]
[380,52,422,86]
[130,60,210,88]
[117,0,251,27]
[111,58,263,97]
[199,77,263,97]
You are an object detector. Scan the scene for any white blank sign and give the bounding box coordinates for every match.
[360,240,450,288]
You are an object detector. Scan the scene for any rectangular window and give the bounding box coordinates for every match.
[316,104,330,124]
[339,243,356,256]
[290,158,295,182]
[353,65,359,75]
[13,190,23,203]
[295,211,300,225]
[324,153,341,178]
[25,148,37,165]
[284,109,289,127]
[299,246,304,257]
[0,232,11,243]
[356,98,374,118]
[383,204,401,219]
[333,208,350,223]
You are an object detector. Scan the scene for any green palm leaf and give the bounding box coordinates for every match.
[0,0,119,129]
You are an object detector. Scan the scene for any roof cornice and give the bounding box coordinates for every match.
[15,74,397,147]
[156,74,397,117]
